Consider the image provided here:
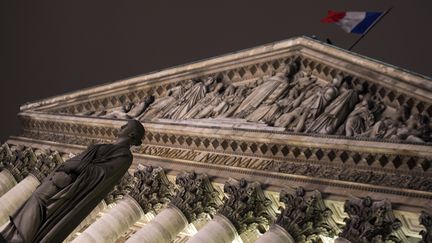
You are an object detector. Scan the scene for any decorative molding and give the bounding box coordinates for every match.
[20,126,432,194]
[170,171,221,223]
[218,178,276,234]
[275,187,339,242]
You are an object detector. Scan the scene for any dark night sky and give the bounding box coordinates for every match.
[1,0,431,142]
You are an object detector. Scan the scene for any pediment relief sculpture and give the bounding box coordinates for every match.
[74,59,431,144]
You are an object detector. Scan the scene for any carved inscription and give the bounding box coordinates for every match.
[141,145,274,170]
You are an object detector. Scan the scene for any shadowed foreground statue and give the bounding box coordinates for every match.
[0,120,145,243]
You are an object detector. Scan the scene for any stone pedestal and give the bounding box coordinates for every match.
[187,214,238,243]
[255,224,295,243]
[72,195,144,243]
[126,204,188,243]
[0,169,17,197]
[0,174,39,225]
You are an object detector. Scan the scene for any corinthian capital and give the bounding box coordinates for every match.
[170,171,221,223]
[218,178,276,234]
[420,210,432,243]
[339,196,402,243]
[128,164,175,213]
[275,187,338,242]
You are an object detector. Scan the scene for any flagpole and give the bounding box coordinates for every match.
[348,7,393,51]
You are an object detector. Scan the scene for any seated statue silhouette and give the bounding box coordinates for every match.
[0,120,145,243]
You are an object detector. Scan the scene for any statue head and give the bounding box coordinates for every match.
[116,120,145,146]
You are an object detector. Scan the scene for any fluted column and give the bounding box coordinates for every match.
[73,165,174,243]
[0,169,17,197]
[0,174,40,225]
[188,178,275,243]
[127,171,220,243]
[72,195,144,243]
[188,214,237,243]
[64,200,108,242]
[256,187,339,243]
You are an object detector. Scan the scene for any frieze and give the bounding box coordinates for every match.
[19,116,432,175]
[20,130,432,193]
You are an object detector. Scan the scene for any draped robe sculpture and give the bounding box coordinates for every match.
[0,120,145,243]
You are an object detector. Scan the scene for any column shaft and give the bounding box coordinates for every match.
[126,204,188,243]
[255,224,295,243]
[187,214,238,243]
[63,200,108,242]
[72,195,144,243]
[0,174,40,225]
[335,237,351,243]
[0,169,17,197]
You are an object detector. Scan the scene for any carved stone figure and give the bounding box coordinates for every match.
[163,77,214,119]
[0,120,145,243]
[306,86,359,134]
[338,196,403,243]
[217,178,275,234]
[274,75,340,132]
[275,187,338,242]
[345,96,384,136]
[183,82,225,119]
[234,63,297,119]
[140,85,186,120]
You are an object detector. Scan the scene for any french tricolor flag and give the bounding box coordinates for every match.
[321,11,383,34]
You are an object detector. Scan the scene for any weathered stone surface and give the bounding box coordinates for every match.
[128,164,175,213]
[218,178,276,234]
[170,171,221,223]
[339,196,403,243]
[275,187,338,242]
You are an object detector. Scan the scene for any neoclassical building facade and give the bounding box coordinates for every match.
[0,36,431,242]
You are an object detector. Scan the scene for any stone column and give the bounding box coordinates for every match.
[0,174,40,225]
[0,169,17,197]
[256,224,294,243]
[337,196,405,242]
[256,187,338,243]
[188,178,275,243]
[71,195,144,243]
[187,214,237,243]
[63,200,108,242]
[73,165,174,243]
[126,204,188,243]
[127,171,220,243]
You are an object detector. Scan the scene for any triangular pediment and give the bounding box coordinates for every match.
[20,36,432,144]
